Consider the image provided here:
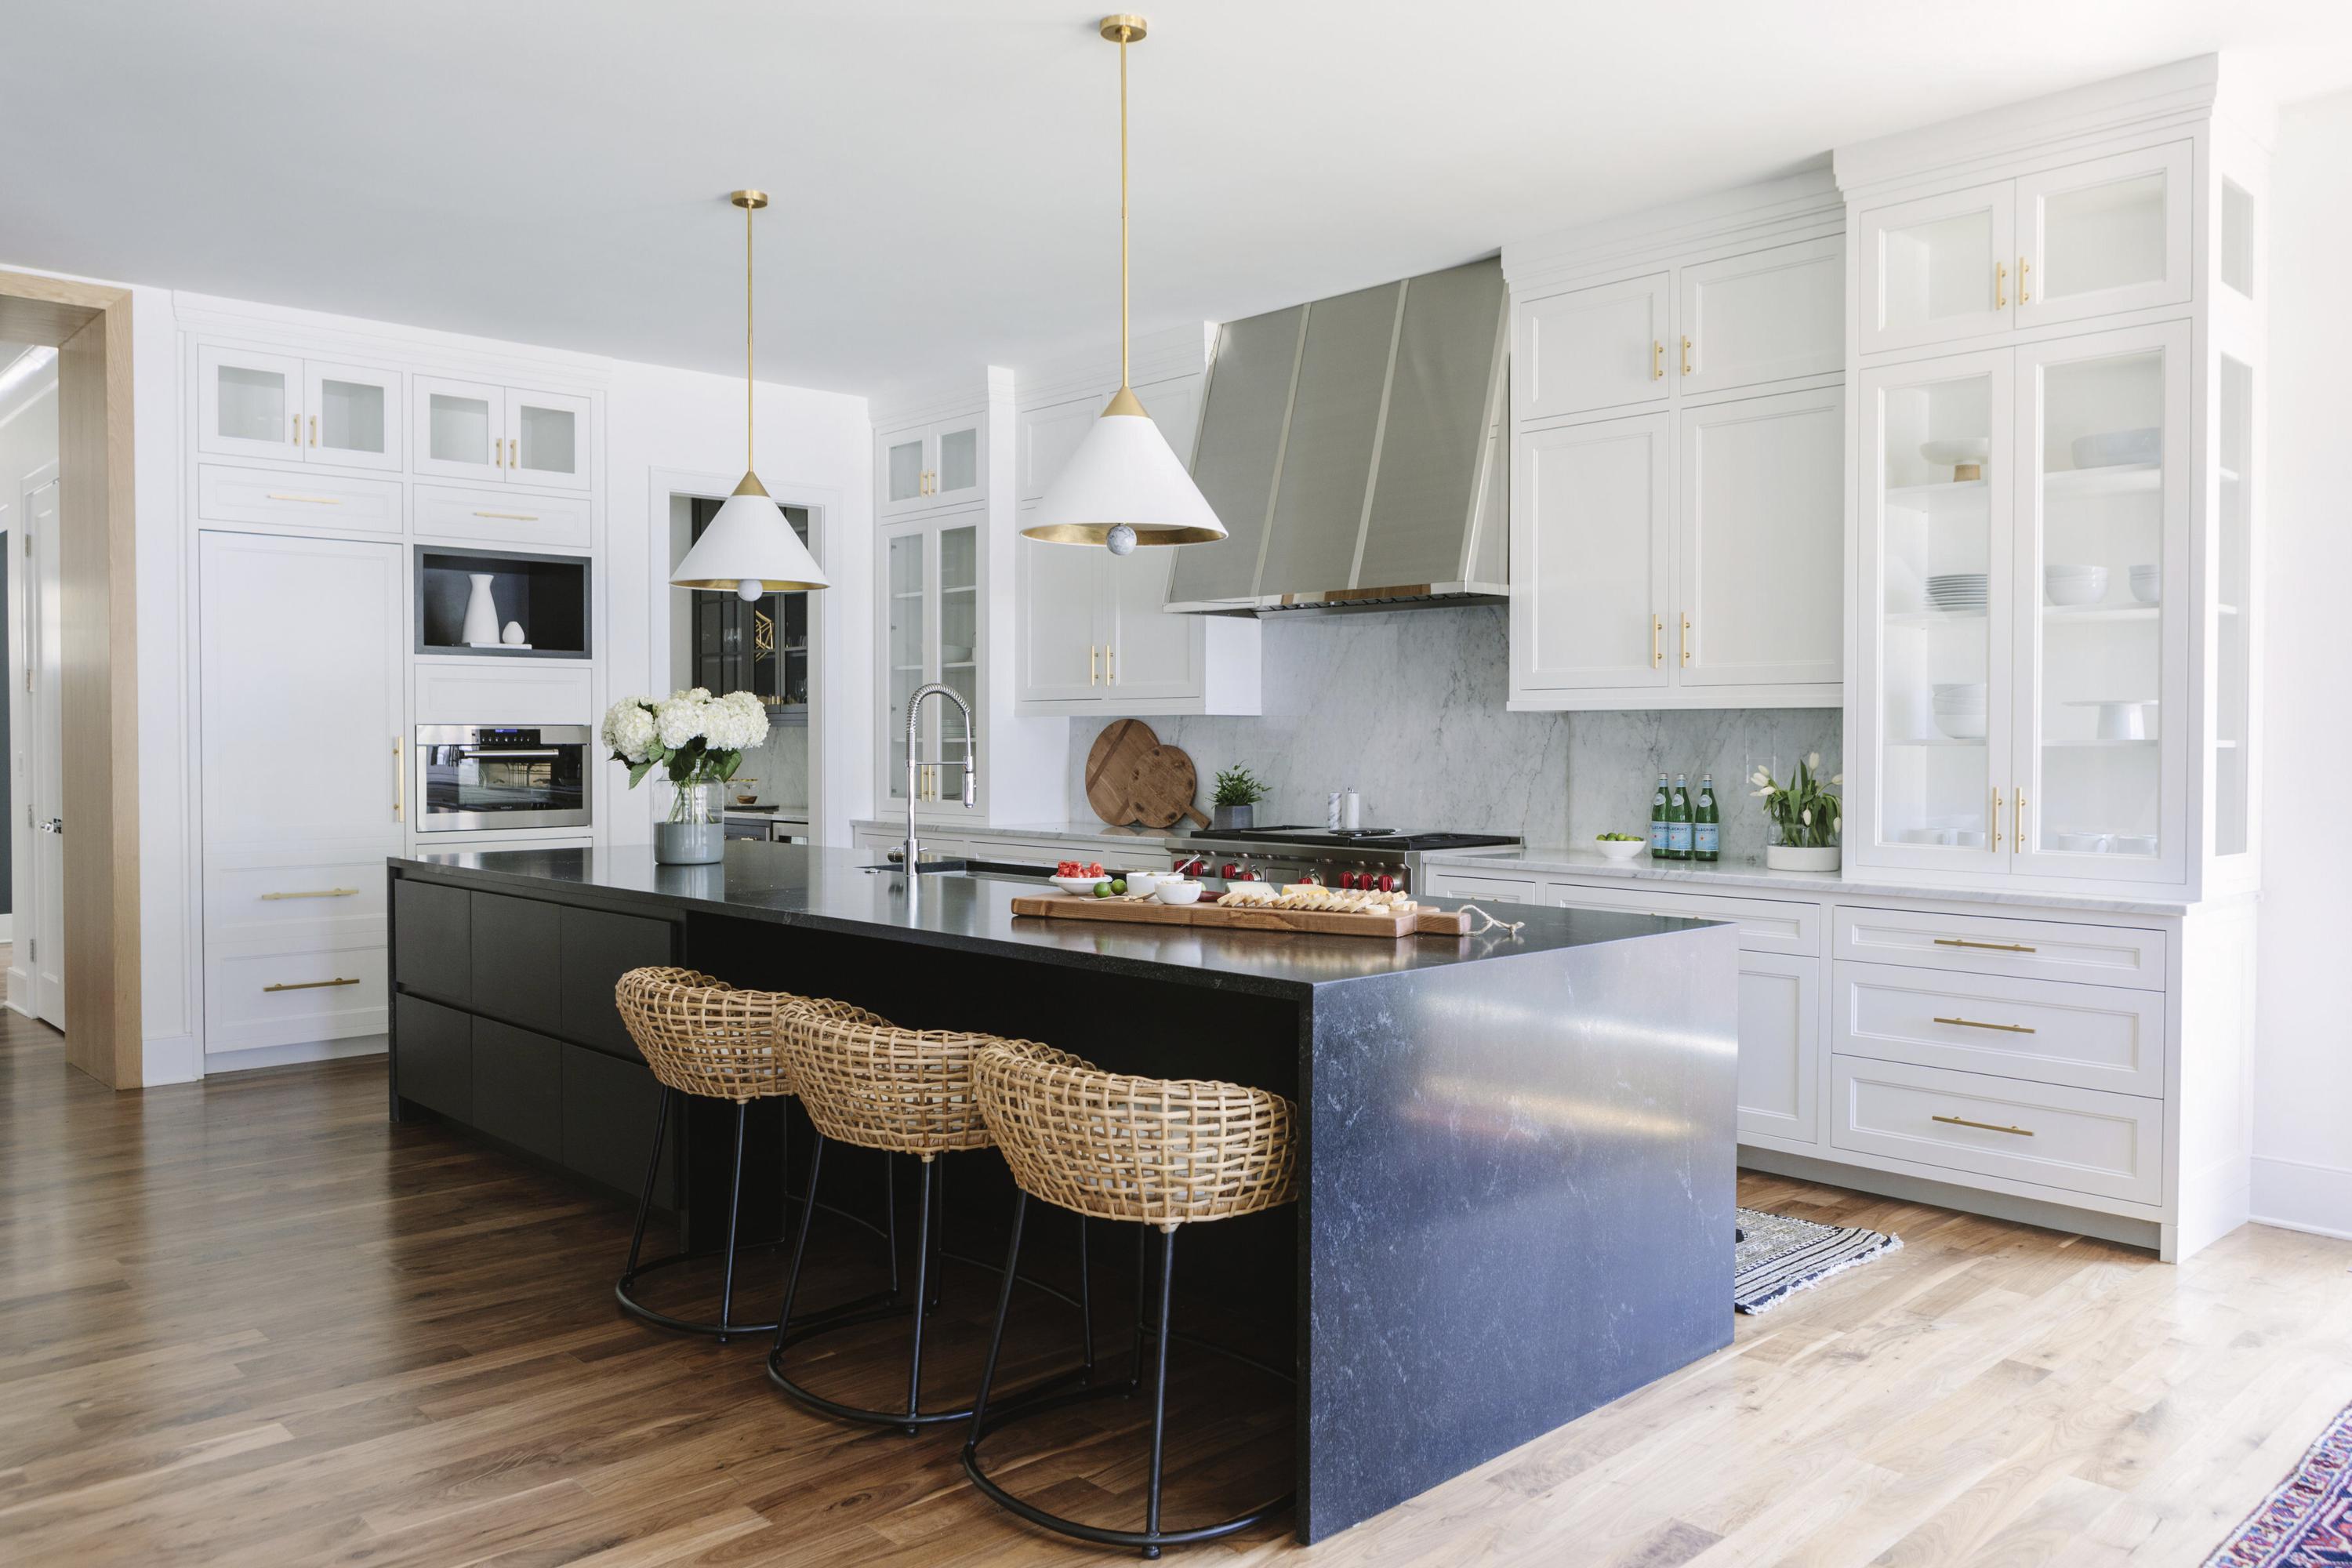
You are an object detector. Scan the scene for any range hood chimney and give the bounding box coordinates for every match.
[1166,256,1508,614]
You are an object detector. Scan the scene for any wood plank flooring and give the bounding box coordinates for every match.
[5,1007,2350,1566]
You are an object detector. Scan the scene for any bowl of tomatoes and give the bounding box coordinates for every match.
[1051,860,1117,896]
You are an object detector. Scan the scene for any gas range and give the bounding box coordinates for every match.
[1161,826,1520,894]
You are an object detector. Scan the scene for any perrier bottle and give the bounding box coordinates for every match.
[1650,774,1671,858]
[1664,773,1693,860]
[1693,773,1720,862]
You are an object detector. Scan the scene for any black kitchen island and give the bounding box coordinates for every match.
[386,841,1738,1544]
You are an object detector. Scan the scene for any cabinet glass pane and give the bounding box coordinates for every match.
[218,365,288,444]
[2029,347,2164,858]
[937,426,978,492]
[1876,369,1994,848]
[887,438,924,503]
[2216,356,2252,856]
[885,533,926,800]
[2040,173,2166,304]
[517,404,576,475]
[1882,210,1996,341]
[318,377,386,456]
[430,393,495,466]
[938,522,978,682]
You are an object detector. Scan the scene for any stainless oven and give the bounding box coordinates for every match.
[415,724,593,833]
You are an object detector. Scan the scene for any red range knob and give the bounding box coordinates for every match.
[1221,862,1240,880]
[1377,873,1396,892]
[1341,870,1361,889]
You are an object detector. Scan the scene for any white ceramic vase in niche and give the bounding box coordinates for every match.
[461,574,500,647]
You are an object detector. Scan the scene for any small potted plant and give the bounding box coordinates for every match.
[1210,764,1267,831]
[1750,753,1843,872]
[601,688,770,864]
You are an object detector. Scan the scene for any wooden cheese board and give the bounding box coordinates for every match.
[1010,891,1473,938]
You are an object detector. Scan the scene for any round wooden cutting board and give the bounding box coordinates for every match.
[1083,719,1160,826]
[1127,743,1211,830]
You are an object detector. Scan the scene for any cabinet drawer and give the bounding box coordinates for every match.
[471,891,562,1034]
[560,906,675,1060]
[1834,907,2165,991]
[413,483,593,550]
[205,944,387,1054]
[392,877,472,1007]
[563,1044,677,1206]
[413,660,594,724]
[472,1017,564,1162]
[1544,880,1820,956]
[1832,961,2163,1097]
[395,994,473,1120]
[1424,869,1543,905]
[1829,1057,2161,1205]
[205,854,389,953]
[197,464,402,534]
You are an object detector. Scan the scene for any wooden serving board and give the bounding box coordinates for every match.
[1127,743,1210,830]
[1011,892,1473,939]
[1083,719,1160,826]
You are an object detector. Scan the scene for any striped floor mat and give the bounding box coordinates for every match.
[1734,1207,1902,1314]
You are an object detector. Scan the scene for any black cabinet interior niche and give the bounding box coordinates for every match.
[416,544,592,659]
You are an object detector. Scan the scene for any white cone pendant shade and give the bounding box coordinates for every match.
[671,189,829,598]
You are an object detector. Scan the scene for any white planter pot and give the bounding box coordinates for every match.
[1766,844,1840,872]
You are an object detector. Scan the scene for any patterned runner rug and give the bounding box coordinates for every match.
[1733,1207,1902,1314]
[2204,1403,2352,1566]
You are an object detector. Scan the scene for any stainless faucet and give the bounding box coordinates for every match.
[902,681,976,871]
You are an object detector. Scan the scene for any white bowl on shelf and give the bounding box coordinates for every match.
[2053,830,2111,853]
[1594,838,1646,862]
[2067,698,2157,741]
[1920,437,1990,474]
[1932,711,1988,739]
[2044,564,2110,607]
[2111,833,2159,855]
[2129,564,2161,604]
[2071,427,2161,469]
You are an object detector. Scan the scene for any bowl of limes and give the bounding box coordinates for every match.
[1595,832,1646,862]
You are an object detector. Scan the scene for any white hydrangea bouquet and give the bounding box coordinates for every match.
[601,688,769,825]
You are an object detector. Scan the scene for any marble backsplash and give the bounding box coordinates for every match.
[1063,605,1839,862]
[735,717,809,808]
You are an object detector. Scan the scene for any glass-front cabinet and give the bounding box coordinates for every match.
[877,413,986,518]
[413,376,591,490]
[877,510,982,818]
[198,345,402,470]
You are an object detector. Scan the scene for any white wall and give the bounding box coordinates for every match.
[2251,88,2352,1239]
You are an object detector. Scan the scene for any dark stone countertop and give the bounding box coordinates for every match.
[394,841,1714,1000]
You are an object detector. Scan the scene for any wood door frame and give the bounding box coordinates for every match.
[0,269,142,1087]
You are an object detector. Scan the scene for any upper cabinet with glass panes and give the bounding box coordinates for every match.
[198,346,404,471]
[876,411,986,518]
[413,376,592,490]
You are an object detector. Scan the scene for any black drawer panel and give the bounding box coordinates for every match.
[470,891,562,1035]
[394,993,473,1120]
[471,1017,564,1162]
[393,878,472,1008]
[560,906,674,1061]
[563,1044,675,1205]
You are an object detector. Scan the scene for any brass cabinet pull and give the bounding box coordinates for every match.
[509,437,520,468]
[1681,336,1693,376]
[1090,644,1099,687]
[1651,615,1663,669]
[472,510,540,521]
[1651,340,1664,381]
[265,977,361,993]
[1991,786,2003,849]
[266,492,342,505]
[1934,1014,2038,1034]
[1995,261,2008,309]
[2019,256,2031,304]
[393,736,404,822]
[2015,787,2026,854]
[493,433,503,466]
[1681,615,1693,668]
[293,413,302,444]
[309,414,318,446]
[1933,1113,2034,1136]
[260,887,359,901]
[1933,936,2035,953]
[1107,645,1116,684]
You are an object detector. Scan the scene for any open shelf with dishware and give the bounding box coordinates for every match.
[414,545,592,659]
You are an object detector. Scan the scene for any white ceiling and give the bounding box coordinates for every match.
[5,2,2349,397]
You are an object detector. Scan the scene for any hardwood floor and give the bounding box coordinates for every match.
[5,1011,2349,1566]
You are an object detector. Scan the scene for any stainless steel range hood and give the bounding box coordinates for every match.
[1165,256,1508,614]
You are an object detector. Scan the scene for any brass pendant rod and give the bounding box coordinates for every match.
[1118,25,1130,392]
[745,195,755,474]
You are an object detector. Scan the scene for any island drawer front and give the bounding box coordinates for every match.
[413,483,593,550]
[470,891,563,1036]
[1834,908,2166,991]
[559,906,677,1062]
[393,877,472,1008]
[1833,962,2164,1097]
[562,1044,677,1206]
[472,1017,564,1162]
[395,993,473,1120]
[1421,869,1543,904]
[197,464,402,534]
[1544,880,1820,956]
[1828,1057,2161,1205]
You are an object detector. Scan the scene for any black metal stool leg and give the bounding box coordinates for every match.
[964,1189,1028,1463]
[713,1101,750,1343]
[902,1155,937,1434]
[884,1153,901,1299]
[927,1156,946,1312]
[1143,1226,1178,1555]
[1076,1214,1094,1381]
[1128,1224,1150,1392]
[623,1085,673,1279]
[771,1132,828,1354]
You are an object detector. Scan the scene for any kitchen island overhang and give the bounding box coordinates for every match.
[386,843,1738,1542]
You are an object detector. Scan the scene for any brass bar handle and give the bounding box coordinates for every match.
[2019,256,2031,304]
[393,736,404,822]
[1652,615,1663,669]
[264,977,361,993]
[509,437,520,468]
[1681,615,1692,668]
[493,434,503,466]
[293,413,302,444]
[1651,340,1664,381]
[1090,644,1099,687]
[260,887,360,901]
[1933,936,2035,953]
[1933,1113,2034,1137]
[1995,261,2008,309]
[1933,1015,2038,1035]
[2015,787,2026,854]
[309,415,318,447]
[1681,336,1693,376]
[1107,645,1116,684]
[1991,786,2002,849]
[266,492,343,505]
[472,510,541,521]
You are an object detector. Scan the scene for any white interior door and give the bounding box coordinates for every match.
[302,359,402,471]
[1676,386,1844,689]
[1512,412,1671,692]
[27,477,63,1028]
[505,387,591,490]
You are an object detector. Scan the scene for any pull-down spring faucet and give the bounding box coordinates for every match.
[902,682,976,872]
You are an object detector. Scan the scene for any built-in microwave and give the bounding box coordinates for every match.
[415,724,593,833]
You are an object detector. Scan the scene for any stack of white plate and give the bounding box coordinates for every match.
[1925,572,1989,614]
[2044,564,2109,607]
[1931,681,1987,739]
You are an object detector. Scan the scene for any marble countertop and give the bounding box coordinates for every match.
[851,818,1179,848]
[1421,845,2201,917]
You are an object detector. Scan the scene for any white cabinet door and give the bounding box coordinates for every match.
[1512,413,1671,693]
[1517,272,1671,422]
[1677,237,1842,395]
[2016,142,2193,331]
[929,413,986,510]
[1856,180,2016,354]
[1020,395,1104,502]
[301,359,402,471]
[1737,952,1820,1145]
[506,387,591,490]
[415,375,508,484]
[198,345,306,462]
[1018,518,1108,705]
[1677,386,1844,689]
[877,423,932,517]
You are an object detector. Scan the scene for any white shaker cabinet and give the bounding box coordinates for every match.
[413,376,591,489]
[1511,412,1671,695]
[198,344,403,471]
[1515,272,1671,423]
[1675,237,1843,395]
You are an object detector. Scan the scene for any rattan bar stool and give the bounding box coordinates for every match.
[964,1040,1299,1559]
[766,1012,1091,1435]
[612,966,891,1343]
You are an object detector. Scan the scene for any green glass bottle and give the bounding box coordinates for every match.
[1693,773,1720,862]
[1650,773,1671,858]
[1665,773,1693,860]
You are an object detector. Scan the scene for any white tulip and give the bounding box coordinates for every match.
[1751,786,1773,798]
[1831,772,1845,786]
[1808,752,1821,771]
[1802,808,1813,826]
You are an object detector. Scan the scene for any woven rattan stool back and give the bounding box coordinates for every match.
[614,967,884,1104]
[781,1010,1004,1157]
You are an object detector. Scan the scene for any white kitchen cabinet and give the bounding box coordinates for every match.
[196,464,403,535]
[412,483,593,550]
[506,387,591,490]
[1737,951,1820,1145]
[878,411,986,517]
[301,359,404,470]
[1854,180,2017,355]
[877,509,985,819]
[198,344,403,470]
[414,376,590,488]
[1515,272,1671,423]
[1676,237,1843,395]
[1511,412,1671,695]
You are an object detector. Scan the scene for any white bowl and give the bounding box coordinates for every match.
[1154,880,1203,906]
[1050,874,1111,895]
[1932,682,1987,706]
[2071,427,2160,469]
[1920,437,1990,469]
[2044,564,2109,606]
[1123,871,1163,898]
[1594,839,1646,862]
[1933,710,1988,739]
[2111,833,2158,855]
[2129,564,2161,604]
[2053,831,2110,853]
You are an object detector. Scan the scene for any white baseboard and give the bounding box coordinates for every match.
[2249,1155,2352,1242]
[203,1033,387,1075]
[141,1033,203,1086]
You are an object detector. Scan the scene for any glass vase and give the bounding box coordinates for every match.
[655,779,724,865]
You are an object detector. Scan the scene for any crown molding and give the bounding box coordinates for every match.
[1501,165,1843,299]
[170,290,611,391]
[1014,321,1212,410]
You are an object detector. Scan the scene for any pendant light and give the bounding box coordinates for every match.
[670,189,830,601]
[1024,15,1225,556]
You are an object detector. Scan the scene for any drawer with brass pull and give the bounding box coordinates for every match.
[198,464,402,534]
[1829,1057,2160,1205]
[1834,907,2165,990]
[1831,960,2163,1096]
[413,483,592,549]
[205,943,387,1054]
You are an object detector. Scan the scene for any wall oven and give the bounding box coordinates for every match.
[415,724,593,833]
